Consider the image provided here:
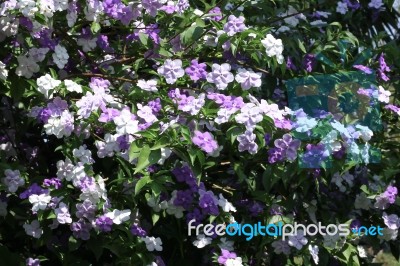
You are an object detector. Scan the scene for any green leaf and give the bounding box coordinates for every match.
[138,32,149,46]
[90,22,101,34]
[135,175,151,195]
[151,136,169,150]
[69,236,81,251]
[152,213,160,225]
[135,145,151,173]
[298,39,307,54]
[181,26,204,45]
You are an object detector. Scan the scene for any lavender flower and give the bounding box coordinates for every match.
[208,7,222,21]
[235,68,262,90]
[95,215,113,232]
[237,130,258,154]
[130,223,147,237]
[378,53,390,81]
[223,15,247,36]
[192,131,219,154]
[206,63,234,90]
[274,134,301,161]
[185,59,207,81]
[71,220,92,240]
[218,249,237,264]
[353,65,373,74]
[157,59,185,84]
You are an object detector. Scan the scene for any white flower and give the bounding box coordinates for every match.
[64,79,83,93]
[261,34,284,64]
[105,209,131,224]
[137,104,158,123]
[382,212,400,230]
[29,47,50,62]
[206,63,235,90]
[336,2,348,14]
[308,245,319,265]
[29,193,52,212]
[218,237,234,251]
[113,109,139,135]
[15,55,40,78]
[2,169,24,193]
[354,193,371,210]
[357,245,368,258]
[38,0,55,18]
[288,230,308,250]
[369,0,384,9]
[18,0,38,17]
[225,257,243,266]
[77,37,97,52]
[377,86,391,103]
[0,61,8,80]
[157,148,172,165]
[54,0,68,11]
[218,194,236,212]
[52,44,69,69]
[143,236,163,251]
[378,228,398,241]
[235,68,262,90]
[192,234,212,248]
[23,220,43,238]
[323,233,340,249]
[73,145,94,164]
[37,74,62,99]
[137,79,158,92]
[355,125,373,142]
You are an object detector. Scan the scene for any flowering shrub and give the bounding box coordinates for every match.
[0,0,400,265]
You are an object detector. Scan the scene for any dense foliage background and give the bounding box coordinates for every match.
[0,0,400,265]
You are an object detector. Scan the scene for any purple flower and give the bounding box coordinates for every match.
[148,98,162,113]
[218,249,237,264]
[384,185,398,204]
[20,183,48,200]
[249,201,264,216]
[274,134,301,161]
[268,147,284,164]
[43,178,62,189]
[71,220,92,240]
[237,130,258,154]
[160,2,176,13]
[185,59,207,81]
[97,35,113,52]
[173,189,194,209]
[130,223,147,236]
[378,53,390,81]
[353,65,373,74]
[157,59,185,84]
[26,258,40,266]
[198,190,219,216]
[350,219,362,231]
[76,199,96,220]
[385,104,400,115]
[98,108,120,123]
[300,143,329,168]
[223,15,246,36]
[302,54,316,72]
[142,0,163,17]
[208,7,222,21]
[192,131,219,154]
[38,108,52,123]
[95,215,113,232]
[286,56,297,71]
[186,208,205,225]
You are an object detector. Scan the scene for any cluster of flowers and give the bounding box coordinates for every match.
[0,0,399,265]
